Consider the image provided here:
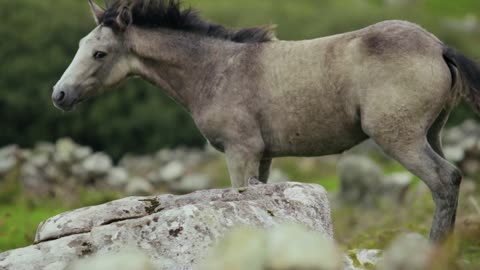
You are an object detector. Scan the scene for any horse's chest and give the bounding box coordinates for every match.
[193,111,230,153]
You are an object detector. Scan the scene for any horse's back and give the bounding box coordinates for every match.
[257,20,450,157]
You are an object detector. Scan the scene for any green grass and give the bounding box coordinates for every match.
[0,199,67,251]
[0,168,122,252]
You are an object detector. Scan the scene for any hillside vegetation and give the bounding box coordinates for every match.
[1,0,479,158]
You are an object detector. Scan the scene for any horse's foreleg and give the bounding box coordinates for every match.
[225,144,263,188]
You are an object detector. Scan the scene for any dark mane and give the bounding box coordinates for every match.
[101,0,275,43]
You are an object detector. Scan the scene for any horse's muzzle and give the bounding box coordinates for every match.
[52,86,78,112]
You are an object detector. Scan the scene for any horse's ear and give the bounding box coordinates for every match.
[88,0,105,25]
[116,6,133,31]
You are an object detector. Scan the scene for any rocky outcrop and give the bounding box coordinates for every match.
[0,182,332,270]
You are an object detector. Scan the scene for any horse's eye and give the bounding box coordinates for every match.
[93,51,108,60]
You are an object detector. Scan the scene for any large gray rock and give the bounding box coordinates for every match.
[0,182,332,270]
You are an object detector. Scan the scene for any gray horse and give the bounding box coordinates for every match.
[53,0,480,242]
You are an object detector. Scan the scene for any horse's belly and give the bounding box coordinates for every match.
[262,115,367,157]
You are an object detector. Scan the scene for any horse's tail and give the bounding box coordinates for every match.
[443,47,480,114]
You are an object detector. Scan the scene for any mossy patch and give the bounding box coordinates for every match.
[80,241,94,257]
[140,198,163,214]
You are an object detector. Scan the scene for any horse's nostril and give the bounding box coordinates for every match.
[54,91,66,103]
[58,91,65,101]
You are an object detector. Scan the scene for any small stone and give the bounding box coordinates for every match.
[44,165,62,182]
[119,155,155,175]
[0,157,17,176]
[71,164,89,183]
[382,172,414,203]
[377,233,432,270]
[20,163,51,197]
[461,119,480,135]
[125,177,154,196]
[155,149,174,165]
[461,137,478,150]
[82,153,113,177]
[158,161,185,183]
[30,153,49,169]
[55,138,77,164]
[171,174,212,193]
[351,249,382,268]
[0,145,18,158]
[72,146,93,161]
[106,167,130,189]
[183,150,207,167]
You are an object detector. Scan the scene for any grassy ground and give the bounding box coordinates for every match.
[0,167,123,251]
[0,156,479,269]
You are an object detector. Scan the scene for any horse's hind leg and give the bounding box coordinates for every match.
[427,110,450,157]
[368,134,461,242]
[363,103,460,241]
[258,158,272,183]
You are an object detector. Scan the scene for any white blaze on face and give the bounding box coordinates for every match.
[52,26,131,111]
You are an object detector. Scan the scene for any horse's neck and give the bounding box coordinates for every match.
[126,27,245,111]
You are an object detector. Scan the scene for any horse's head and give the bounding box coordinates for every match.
[52,0,133,111]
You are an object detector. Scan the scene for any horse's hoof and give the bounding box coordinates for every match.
[248,177,264,186]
